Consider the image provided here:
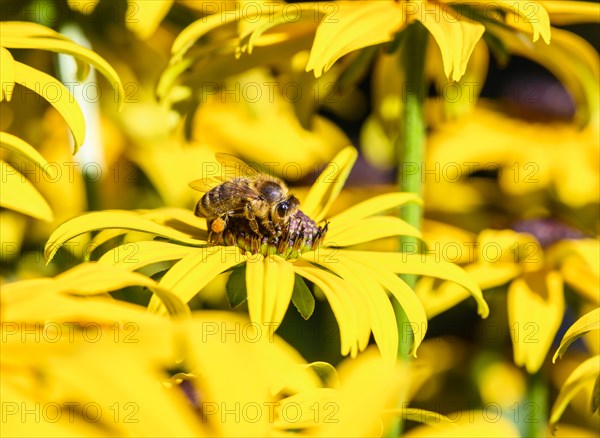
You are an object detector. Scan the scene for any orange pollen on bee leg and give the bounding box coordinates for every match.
[211,218,226,233]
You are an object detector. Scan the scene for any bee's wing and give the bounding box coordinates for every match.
[215,153,261,180]
[188,176,222,193]
[189,154,261,193]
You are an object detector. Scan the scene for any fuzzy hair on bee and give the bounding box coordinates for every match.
[190,154,300,245]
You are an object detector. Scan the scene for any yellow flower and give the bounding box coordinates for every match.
[416,221,599,373]
[550,307,600,433]
[305,0,549,81]
[425,104,600,210]
[1,263,418,437]
[45,147,488,362]
[0,21,123,222]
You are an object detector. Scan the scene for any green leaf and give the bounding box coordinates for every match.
[291,274,315,320]
[14,61,86,152]
[0,160,53,221]
[305,361,339,389]
[553,307,600,362]
[45,211,205,263]
[226,264,248,308]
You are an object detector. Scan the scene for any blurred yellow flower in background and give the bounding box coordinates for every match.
[426,105,600,212]
[2,1,599,436]
[550,307,600,433]
[417,223,599,373]
[1,262,416,437]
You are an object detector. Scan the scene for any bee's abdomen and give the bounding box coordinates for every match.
[195,183,241,218]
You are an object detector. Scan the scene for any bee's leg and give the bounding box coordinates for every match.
[207,216,227,245]
[261,218,276,235]
[244,204,261,234]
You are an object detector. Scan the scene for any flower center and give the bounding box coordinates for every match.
[221,210,328,260]
[512,218,584,248]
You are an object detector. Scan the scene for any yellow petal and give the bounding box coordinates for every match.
[416,262,521,319]
[294,260,369,358]
[245,255,295,327]
[549,355,600,432]
[58,263,190,317]
[548,239,600,304]
[508,270,565,373]
[13,61,85,151]
[152,247,242,313]
[1,264,185,322]
[561,257,600,304]
[337,252,428,357]
[98,240,197,270]
[0,132,53,178]
[328,192,422,224]
[318,348,406,437]
[0,21,71,39]
[488,23,598,127]
[306,1,405,77]
[1,26,125,108]
[477,229,543,269]
[494,0,551,43]
[44,211,204,262]
[0,160,53,221]
[301,145,357,221]
[171,4,260,58]
[554,308,600,362]
[317,253,399,362]
[418,4,485,81]
[426,37,489,121]
[126,0,174,39]
[341,250,489,318]
[66,0,100,14]
[0,47,15,101]
[402,410,520,437]
[538,0,600,25]
[325,216,421,247]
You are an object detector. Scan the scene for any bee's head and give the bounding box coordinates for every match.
[273,195,299,223]
[260,180,287,202]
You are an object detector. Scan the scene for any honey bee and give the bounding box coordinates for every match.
[189,154,300,245]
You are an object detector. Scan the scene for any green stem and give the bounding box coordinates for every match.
[395,21,428,359]
[389,22,428,438]
[525,370,549,438]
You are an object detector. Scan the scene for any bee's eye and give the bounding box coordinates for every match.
[276,202,289,218]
